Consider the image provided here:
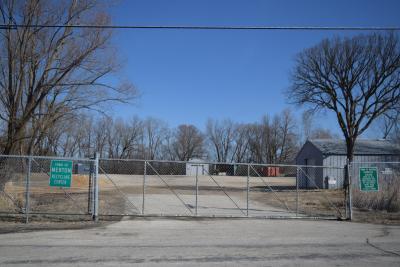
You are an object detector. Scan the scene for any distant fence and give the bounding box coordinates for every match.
[1,154,398,222]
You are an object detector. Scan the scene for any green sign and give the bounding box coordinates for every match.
[49,160,73,187]
[359,167,379,192]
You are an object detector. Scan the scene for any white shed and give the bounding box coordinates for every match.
[186,159,209,176]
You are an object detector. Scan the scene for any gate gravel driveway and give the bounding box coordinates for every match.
[0,219,399,266]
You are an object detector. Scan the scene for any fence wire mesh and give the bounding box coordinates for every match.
[98,159,143,216]
[0,156,27,215]
[248,164,345,218]
[350,162,400,215]
[0,155,94,220]
[97,159,345,219]
[29,157,93,215]
[0,155,352,220]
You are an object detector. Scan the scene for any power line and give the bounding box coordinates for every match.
[1,24,400,31]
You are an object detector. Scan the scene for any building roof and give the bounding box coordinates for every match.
[308,139,400,155]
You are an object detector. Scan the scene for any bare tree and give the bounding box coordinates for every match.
[246,111,298,164]
[310,128,336,139]
[247,116,275,164]
[376,109,400,139]
[93,116,110,158]
[54,114,93,157]
[105,118,141,159]
[142,118,167,160]
[300,111,337,142]
[171,124,204,161]
[288,32,400,162]
[0,0,136,157]
[206,119,235,162]
[393,124,400,146]
[231,124,250,163]
[276,109,298,163]
[160,129,175,160]
[301,110,313,143]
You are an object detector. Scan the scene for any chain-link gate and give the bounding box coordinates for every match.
[97,159,346,219]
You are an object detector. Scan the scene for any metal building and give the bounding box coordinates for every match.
[295,139,400,189]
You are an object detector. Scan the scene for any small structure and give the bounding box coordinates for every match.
[260,166,281,177]
[186,158,209,176]
[296,139,400,189]
[73,163,91,174]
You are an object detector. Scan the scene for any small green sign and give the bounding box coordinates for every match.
[49,160,73,187]
[359,167,379,192]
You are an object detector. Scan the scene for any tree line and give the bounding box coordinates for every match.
[9,108,342,164]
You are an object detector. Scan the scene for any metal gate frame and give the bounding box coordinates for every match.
[97,158,346,220]
[1,154,349,222]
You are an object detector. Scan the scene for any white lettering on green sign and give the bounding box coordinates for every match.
[359,167,379,192]
[49,160,73,188]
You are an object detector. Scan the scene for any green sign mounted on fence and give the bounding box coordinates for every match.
[359,167,379,192]
[49,160,73,187]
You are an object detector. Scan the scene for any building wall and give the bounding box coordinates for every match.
[322,154,400,189]
[296,142,400,190]
[295,142,324,189]
[295,141,323,166]
[323,155,346,189]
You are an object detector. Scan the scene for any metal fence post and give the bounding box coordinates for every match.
[24,156,32,224]
[142,161,146,215]
[347,159,353,221]
[195,165,199,216]
[93,153,99,221]
[247,164,250,217]
[344,167,348,219]
[92,163,96,218]
[89,158,96,216]
[296,167,299,217]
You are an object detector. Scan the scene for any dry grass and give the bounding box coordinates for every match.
[251,189,346,218]
[353,174,400,213]
[0,174,125,217]
[0,189,24,213]
[73,175,112,189]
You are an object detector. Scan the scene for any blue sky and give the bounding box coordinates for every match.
[106,0,400,134]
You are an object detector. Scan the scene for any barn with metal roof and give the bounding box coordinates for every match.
[295,139,400,189]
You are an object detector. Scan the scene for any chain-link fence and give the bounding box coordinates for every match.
[1,154,350,221]
[0,155,95,222]
[3,154,400,222]
[350,162,400,220]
